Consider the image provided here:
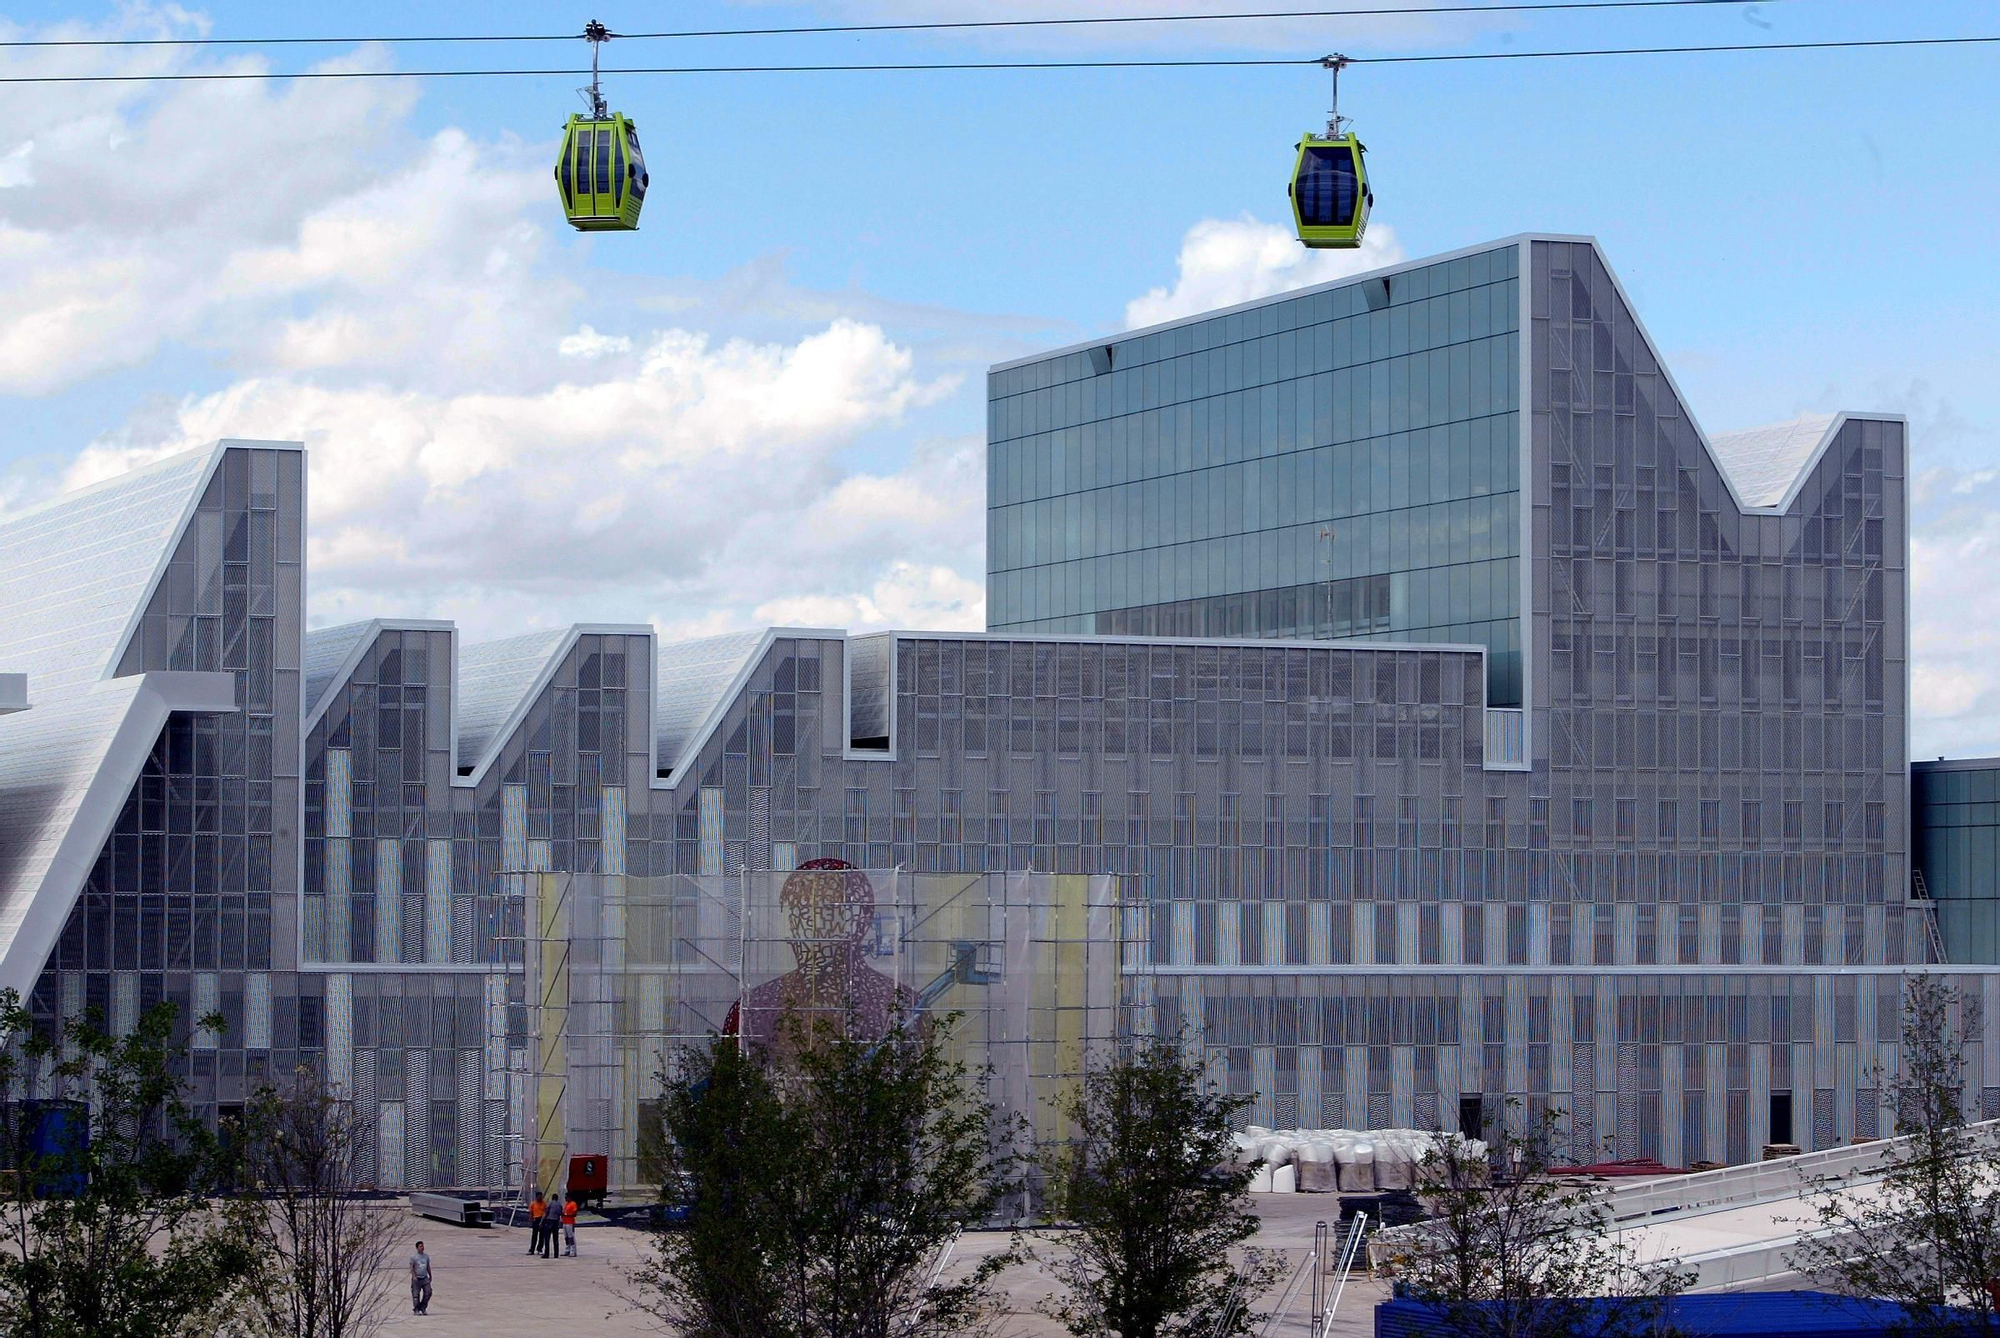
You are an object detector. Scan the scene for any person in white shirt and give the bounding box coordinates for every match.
[409,1240,433,1315]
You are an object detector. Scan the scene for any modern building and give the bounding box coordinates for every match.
[0,233,1988,1197]
[1912,758,2000,964]
[984,233,1966,1159]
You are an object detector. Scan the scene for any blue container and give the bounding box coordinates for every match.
[22,1099,88,1198]
[1376,1291,1992,1337]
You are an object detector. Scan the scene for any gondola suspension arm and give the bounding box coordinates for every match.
[581,19,611,118]
[1321,53,1350,138]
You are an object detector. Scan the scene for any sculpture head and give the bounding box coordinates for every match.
[780,857,874,975]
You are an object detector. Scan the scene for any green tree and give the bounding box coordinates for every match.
[1382,1105,1688,1338]
[1792,973,2000,1335]
[239,1066,396,1338]
[632,1013,1017,1338]
[629,1035,793,1338]
[1035,1037,1278,1338]
[0,988,257,1338]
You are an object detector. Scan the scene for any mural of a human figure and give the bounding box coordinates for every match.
[725,858,916,1053]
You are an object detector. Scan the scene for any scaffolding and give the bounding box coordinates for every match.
[493,866,1150,1208]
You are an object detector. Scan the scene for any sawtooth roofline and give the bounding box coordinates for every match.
[303,620,1528,803]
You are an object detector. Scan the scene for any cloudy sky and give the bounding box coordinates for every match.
[0,1,1997,753]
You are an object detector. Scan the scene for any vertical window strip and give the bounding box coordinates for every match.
[325,748,351,839]
[425,839,452,964]
[375,837,401,965]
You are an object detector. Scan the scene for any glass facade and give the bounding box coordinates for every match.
[988,244,1523,705]
[298,626,654,1189]
[33,446,305,1125]
[1913,760,2000,964]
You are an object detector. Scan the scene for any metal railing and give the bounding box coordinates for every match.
[1257,1248,1318,1337]
[1597,1117,2000,1226]
[1321,1212,1369,1337]
[1368,1119,2000,1288]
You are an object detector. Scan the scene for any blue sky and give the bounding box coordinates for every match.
[0,0,1997,747]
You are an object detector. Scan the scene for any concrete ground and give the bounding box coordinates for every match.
[376,1194,1387,1337]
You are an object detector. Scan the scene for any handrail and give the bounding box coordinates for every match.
[1323,1212,1368,1337]
[1368,1119,2000,1284]
[1597,1117,2000,1225]
[924,1226,962,1291]
[1210,1267,1250,1338]
[1257,1249,1318,1337]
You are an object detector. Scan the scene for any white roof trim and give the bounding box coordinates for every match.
[0,670,236,995]
[873,628,1492,655]
[302,618,456,732]
[101,440,302,683]
[653,626,845,783]
[455,623,654,784]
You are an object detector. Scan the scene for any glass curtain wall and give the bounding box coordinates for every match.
[987,246,1523,705]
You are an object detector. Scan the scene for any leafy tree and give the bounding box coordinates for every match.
[239,1066,396,1338]
[1034,1037,1278,1338]
[629,1035,792,1338]
[0,988,258,1338]
[1382,1104,1688,1338]
[1792,973,2000,1335]
[632,1012,1016,1338]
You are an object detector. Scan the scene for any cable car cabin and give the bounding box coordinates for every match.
[1289,132,1371,249]
[556,113,648,232]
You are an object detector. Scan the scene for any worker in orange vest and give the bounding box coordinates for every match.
[562,1193,580,1257]
[526,1192,547,1256]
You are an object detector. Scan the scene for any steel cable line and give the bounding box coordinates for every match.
[0,0,1792,49]
[0,33,1993,83]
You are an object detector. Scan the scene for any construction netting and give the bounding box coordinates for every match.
[506,866,1138,1200]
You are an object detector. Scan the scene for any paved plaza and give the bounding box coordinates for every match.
[374,1195,1387,1336]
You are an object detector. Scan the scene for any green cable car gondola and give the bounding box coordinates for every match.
[557,111,648,231]
[555,22,649,232]
[1288,56,1372,250]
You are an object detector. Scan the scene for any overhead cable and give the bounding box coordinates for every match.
[0,1,1793,49]
[0,34,1993,83]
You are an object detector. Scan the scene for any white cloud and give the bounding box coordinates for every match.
[1124,215,1405,329]
[0,142,30,189]
[559,326,634,359]
[61,321,966,640]
[0,12,993,644]
[753,561,986,632]
[1911,456,2000,755]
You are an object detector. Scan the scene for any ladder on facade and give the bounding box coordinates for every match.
[1912,868,1947,965]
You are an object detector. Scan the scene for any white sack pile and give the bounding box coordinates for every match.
[1228,1126,1486,1193]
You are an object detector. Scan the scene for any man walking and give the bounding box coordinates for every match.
[409,1240,433,1315]
[562,1192,579,1257]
